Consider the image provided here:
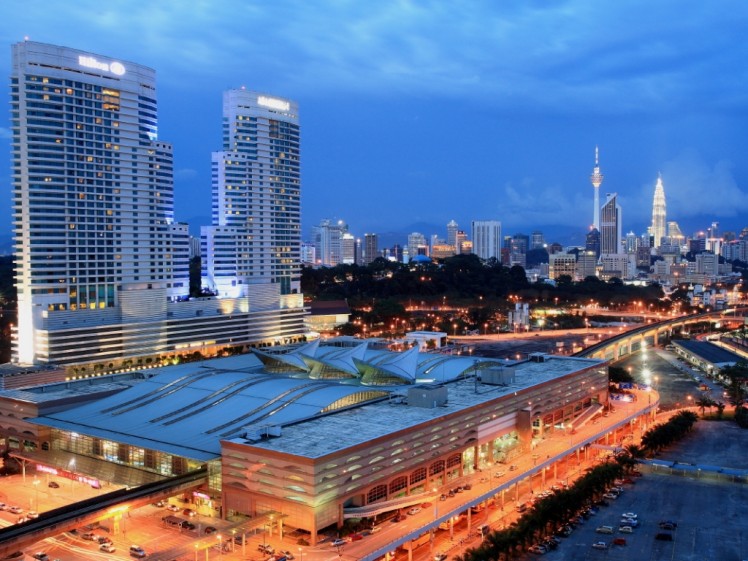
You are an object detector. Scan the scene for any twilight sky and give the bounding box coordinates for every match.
[2,0,748,246]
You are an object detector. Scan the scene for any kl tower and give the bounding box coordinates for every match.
[590,146,604,229]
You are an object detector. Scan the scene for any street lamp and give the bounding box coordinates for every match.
[32,478,40,511]
[217,534,223,555]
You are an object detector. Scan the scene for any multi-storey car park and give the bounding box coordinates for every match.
[0,338,610,544]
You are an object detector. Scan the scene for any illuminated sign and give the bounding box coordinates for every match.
[37,464,58,475]
[258,96,290,111]
[35,463,101,488]
[79,55,126,76]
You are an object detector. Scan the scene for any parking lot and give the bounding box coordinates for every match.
[532,419,748,561]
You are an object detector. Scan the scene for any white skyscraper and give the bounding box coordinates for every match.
[590,147,604,229]
[11,41,190,365]
[651,174,666,249]
[471,221,502,260]
[12,43,306,368]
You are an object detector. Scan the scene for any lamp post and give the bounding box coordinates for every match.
[194,543,199,561]
[32,478,40,511]
[298,547,303,561]
[231,529,236,553]
[217,534,223,555]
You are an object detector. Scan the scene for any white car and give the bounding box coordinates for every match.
[434,553,448,561]
[99,543,116,553]
[408,506,421,515]
[331,539,347,548]
[595,526,614,534]
[621,512,637,519]
[592,541,608,550]
[602,492,618,500]
[619,525,633,534]
[9,506,23,514]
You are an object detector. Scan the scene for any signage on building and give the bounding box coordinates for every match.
[79,55,126,76]
[257,95,290,111]
[36,463,102,488]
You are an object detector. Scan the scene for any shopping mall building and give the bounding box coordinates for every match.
[0,338,607,542]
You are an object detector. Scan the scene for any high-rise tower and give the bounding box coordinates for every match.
[651,173,666,249]
[590,146,604,229]
[11,41,190,365]
[600,193,622,255]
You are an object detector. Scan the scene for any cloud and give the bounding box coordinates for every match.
[498,177,591,229]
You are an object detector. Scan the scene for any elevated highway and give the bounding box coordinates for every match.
[0,467,207,558]
[575,308,747,361]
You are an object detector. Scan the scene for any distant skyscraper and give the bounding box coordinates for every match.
[530,231,545,250]
[340,232,355,264]
[471,221,502,260]
[651,174,666,248]
[600,193,622,255]
[362,233,378,265]
[590,146,604,229]
[446,220,459,250]
[407,232,428,260]
[586,228,601,259]
[312,219,347,266]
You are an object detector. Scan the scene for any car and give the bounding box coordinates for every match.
[259,544,275,554]
[97,536,113,545]
[595,526,614,534]
[152,500,165,507]
[32,554,49,561]
[602,492,618,500]
[655,532,674,541]
[349,533,363,541]
[591,541,608,550]
[370,526,382,534]
[48,481,60,488]
[183,508,197,517]
[494,471,506,478]
[509,465,518,471]
[180,520,196,530]
[439,493,447,501]
[527,544,547,554]
[9,506,23,514]
[129,545,147,558]
[166,504,179,512]
[612,537,627,546]
[393,513,407,522]
[17,516,29,524]
[82,532,99,541]
[619,526,633,533]
[331,538,347,548]
[620,518,639,527]
[659,520,678,529]
[621,512,637,519]
[407,506,421,515]
[434,553,448,561]
[281,550,295,560]
[516,503,528,513]
[463,483,472,490]
[204,525,217,534]
[100,544,116,553]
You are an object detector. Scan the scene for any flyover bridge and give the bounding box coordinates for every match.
[0,467,208,558]
[574,308,747,362]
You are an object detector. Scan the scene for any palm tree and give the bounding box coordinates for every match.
[695,395,714,417]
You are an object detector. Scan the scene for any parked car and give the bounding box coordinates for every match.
[434,553,448,561]
[527,544,547,554]
[152,500,165,507]
[204,526,217,534]
[659,520,678,529]
[129,546,147,558]
[97,536,113,545]
[9,506,23,514]
[100,543,116,553]
[595,526,614,534]
[620,518,639,527]
[32,554,49,561]
[27,511,39,519]
[82,532,99,541]
[408,506,421,515]
[349,533,363,541]
[282,550,295,560]
[259,544,275,554]
[619,526,633,533]
[331,539,347,548]
[655,532,674,541]
[166,504,179,512]
[602,492,618,500]
[591,541,608,550]
[621,512,637,519]
[612,537,627,546]
[48,481,60,489]
[183,508,197,517]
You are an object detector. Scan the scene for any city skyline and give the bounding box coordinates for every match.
[2,2,748,245]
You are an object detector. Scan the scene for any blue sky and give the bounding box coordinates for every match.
[2,0,748,246]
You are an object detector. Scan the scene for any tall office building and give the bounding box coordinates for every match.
[590,146,604,229]
[11,41,190,365]
[599,193,622,255]
[446,220,458,250]
[362,233,378,265]
[530,231,545,250]
[651,174,666,249]
[471,220,502,260]
[311,219,347,266]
